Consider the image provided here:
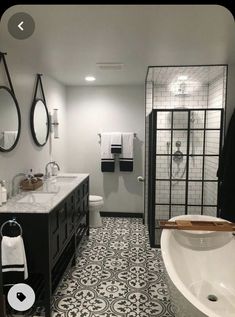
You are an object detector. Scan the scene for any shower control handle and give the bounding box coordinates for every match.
[137,176,145,182]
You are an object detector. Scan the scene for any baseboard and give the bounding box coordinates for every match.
[100,212,143,218]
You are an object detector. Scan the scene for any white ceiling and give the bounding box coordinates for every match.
[0,5,234,86]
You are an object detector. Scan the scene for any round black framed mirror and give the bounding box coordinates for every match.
[30,98,49,147]
[0,86,21,152]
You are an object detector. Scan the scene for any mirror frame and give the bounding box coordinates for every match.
[30,97,50,147]
[0,85,21,152]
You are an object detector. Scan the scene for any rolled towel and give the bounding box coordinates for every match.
[111,132,122,154]
[1,235,28,285]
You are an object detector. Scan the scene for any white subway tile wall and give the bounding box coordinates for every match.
[156,130,171,154]
[155,205,169,220]
[203,74,224,216]
[171,182,186,204]
[188,182,202,205]
[145,66,226,230]
[155,181,170,204]
[188,157,203,180]
[187,206,202,215]
[208,75,224,109]
[155,156,169,179]
[204,157,219,180]
[203,182,218,206]
[171,205,185,218]
[146,81,153,116]
[153,84,208,109]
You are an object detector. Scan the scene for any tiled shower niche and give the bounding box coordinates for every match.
[145,65,227,247]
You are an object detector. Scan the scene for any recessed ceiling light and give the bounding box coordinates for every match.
[85,76,96,82]
[178,75,188,81]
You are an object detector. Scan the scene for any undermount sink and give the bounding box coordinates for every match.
[17,192,56,204]
[53,176,77,183]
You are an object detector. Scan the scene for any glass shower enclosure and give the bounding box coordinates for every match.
[145,65,227,247]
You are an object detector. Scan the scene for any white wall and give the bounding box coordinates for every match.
[66,85,145,214]
[0,56,68,195]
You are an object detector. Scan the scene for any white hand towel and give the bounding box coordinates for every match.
[1,235,28,280]
[101,133,115,172]
[111,132,122,154]
[119,132,134,172]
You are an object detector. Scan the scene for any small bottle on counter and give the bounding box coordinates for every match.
[1,180,7,204]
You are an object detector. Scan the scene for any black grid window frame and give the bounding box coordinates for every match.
[151,108,224,247]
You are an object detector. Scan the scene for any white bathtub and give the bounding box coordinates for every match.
[161,214,235,317]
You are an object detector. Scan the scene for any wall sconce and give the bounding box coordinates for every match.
[49,108,59,138]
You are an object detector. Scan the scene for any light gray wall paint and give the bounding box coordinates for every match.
[66,85,145,213]
[0,57,68,195]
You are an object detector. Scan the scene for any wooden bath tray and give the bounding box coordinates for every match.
[159,220,235,232]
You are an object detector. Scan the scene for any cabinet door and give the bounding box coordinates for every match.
[67,193,75,234]
[50,209,60,262]
[75,186,82,208]
[59,202,68,249]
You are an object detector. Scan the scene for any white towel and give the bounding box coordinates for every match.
[3,131,17,148]
[111,132,122,154]
[100,133,115,172]
[119,132,134,172]
[1,235,28,280]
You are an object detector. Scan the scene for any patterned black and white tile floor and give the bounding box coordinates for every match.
[51,217,175,317]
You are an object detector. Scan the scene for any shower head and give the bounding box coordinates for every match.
[174,82,190,97]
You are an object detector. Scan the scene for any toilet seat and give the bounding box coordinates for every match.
[89,195,103,207]
[89,195,103,202]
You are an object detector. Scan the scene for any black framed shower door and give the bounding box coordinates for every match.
[147,108,224,247]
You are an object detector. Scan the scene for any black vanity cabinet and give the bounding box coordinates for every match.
[0,176,89,317]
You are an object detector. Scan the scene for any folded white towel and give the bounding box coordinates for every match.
[111,132,122,154]
[100,133,115,172]
[1,235,28,280]
[119,132,134,172]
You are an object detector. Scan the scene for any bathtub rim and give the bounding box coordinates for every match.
[161,214,232,317]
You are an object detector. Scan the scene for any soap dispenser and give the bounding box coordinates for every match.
[1,180,7,204]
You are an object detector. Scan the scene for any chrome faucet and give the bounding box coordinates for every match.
[45,161,60,179]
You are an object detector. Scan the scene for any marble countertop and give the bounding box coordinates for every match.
[0,173,89,214]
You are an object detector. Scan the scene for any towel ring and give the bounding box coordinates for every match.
[0,219,23,237]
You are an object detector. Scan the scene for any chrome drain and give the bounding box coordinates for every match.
[207,294,218,302]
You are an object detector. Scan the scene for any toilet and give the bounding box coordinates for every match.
[89,195,103,228]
